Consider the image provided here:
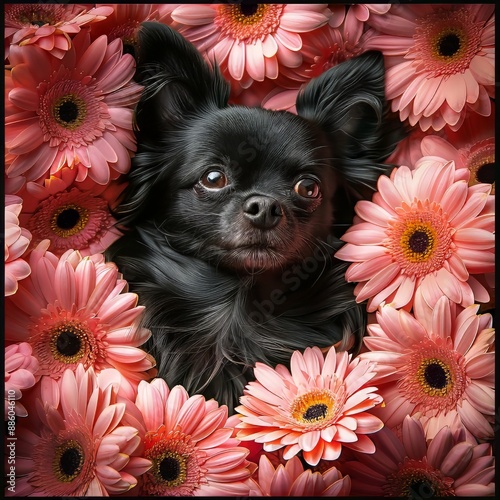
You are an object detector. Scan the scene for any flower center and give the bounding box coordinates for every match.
[50,203,90,237]
[412,7,483,77]
[156,451,187,486]
[384,458,455,497]
[215,3,285,42]
[12,5,58,27]
[387,200,453,278]
[418,358,451,396]
[53,440,85,483]
[143,427,204,495]
[290,389,337,425]
[433,29,464,60]
[48,321,91,364]
[53,94,87,130]
[462,139,495,194]
[400,337,467,413]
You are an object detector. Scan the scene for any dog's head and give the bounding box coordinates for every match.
[113,22,401,273]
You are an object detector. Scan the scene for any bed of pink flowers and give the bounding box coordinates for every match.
[4,3,495,497]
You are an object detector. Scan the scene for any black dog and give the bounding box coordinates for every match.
[106,22,402,412]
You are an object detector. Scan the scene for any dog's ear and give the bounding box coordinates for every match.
[296,51,403,195]
[134,21,230,138]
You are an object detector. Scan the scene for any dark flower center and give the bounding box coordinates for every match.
[160,456,181,482]
[476,162,495,184]
[424,363,448,389]
[303,403,328,421]
[56,329,82,357]
[240,2,259,16]
[438,33,461,57]
[53,440,85,482]
[408,230,430,253]
[409,480,436,498]
[53,94,87,130]
[60,447,84,476]
[58,100,79,124]
[49,321,90,364]
[57,208,81,230]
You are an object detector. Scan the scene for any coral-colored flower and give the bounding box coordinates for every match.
[89,4,179,57]
[236,346,384,466]
[5,241,155,397]
[171,4,331,89]
[4,4,113,60]
[252,454,351,496]
[342,415,495,496]
[262,19,364,113]
[360,297,495,440]
[335,158,495,312]
[5,194,32,296]
[4,342,39,418]
[18,167,125,257]
[363,4,495,131]
[10,366,151,496]
[124,379,256,496]
[5,29,142,186]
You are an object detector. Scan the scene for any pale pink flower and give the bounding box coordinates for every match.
[171,4,331,89]
[363,4,495,131]
[251,454,351,496]
[5,194,32,296]
[4,4,113,60]
[5,240,156,398]
[18,166,125,257]
[10,366,151,496]
[4,342,39,418]
[342,415,495,496]
[123,378,256,496]
[359,297,495,440]
[335,158,495,312]
[5,29,143,186]
[236,346,384,466]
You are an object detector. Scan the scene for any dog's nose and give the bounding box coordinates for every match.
[243,195,283,229]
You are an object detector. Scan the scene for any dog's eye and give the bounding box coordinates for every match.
[199,170,228,190]
[294,177,320,198]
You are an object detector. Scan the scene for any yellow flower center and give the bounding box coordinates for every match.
[290,389,336,425]
[53,440,85,483]
[400,223,437,263]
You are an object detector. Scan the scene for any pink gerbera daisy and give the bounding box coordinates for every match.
[18,166,125,257]
[171,4,331,88]
[262,18,364,113]
[4,4,113,60]
[10,366,151,496]
[359,296,495,440]
[123,378,256,496]
[335,158,495,312]
[5,240,156,398]
[4,342,39,418]
[342,415,495,496]
[5,29,143,186]
[236,346,384,466]
[89,4,179,58]
[363,4,495,131]
[252,454,351,496]
[5,195,32,296]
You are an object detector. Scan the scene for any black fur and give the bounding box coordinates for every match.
[107,22,403,412]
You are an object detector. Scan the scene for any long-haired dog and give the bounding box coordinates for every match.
[106,22,403,412]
